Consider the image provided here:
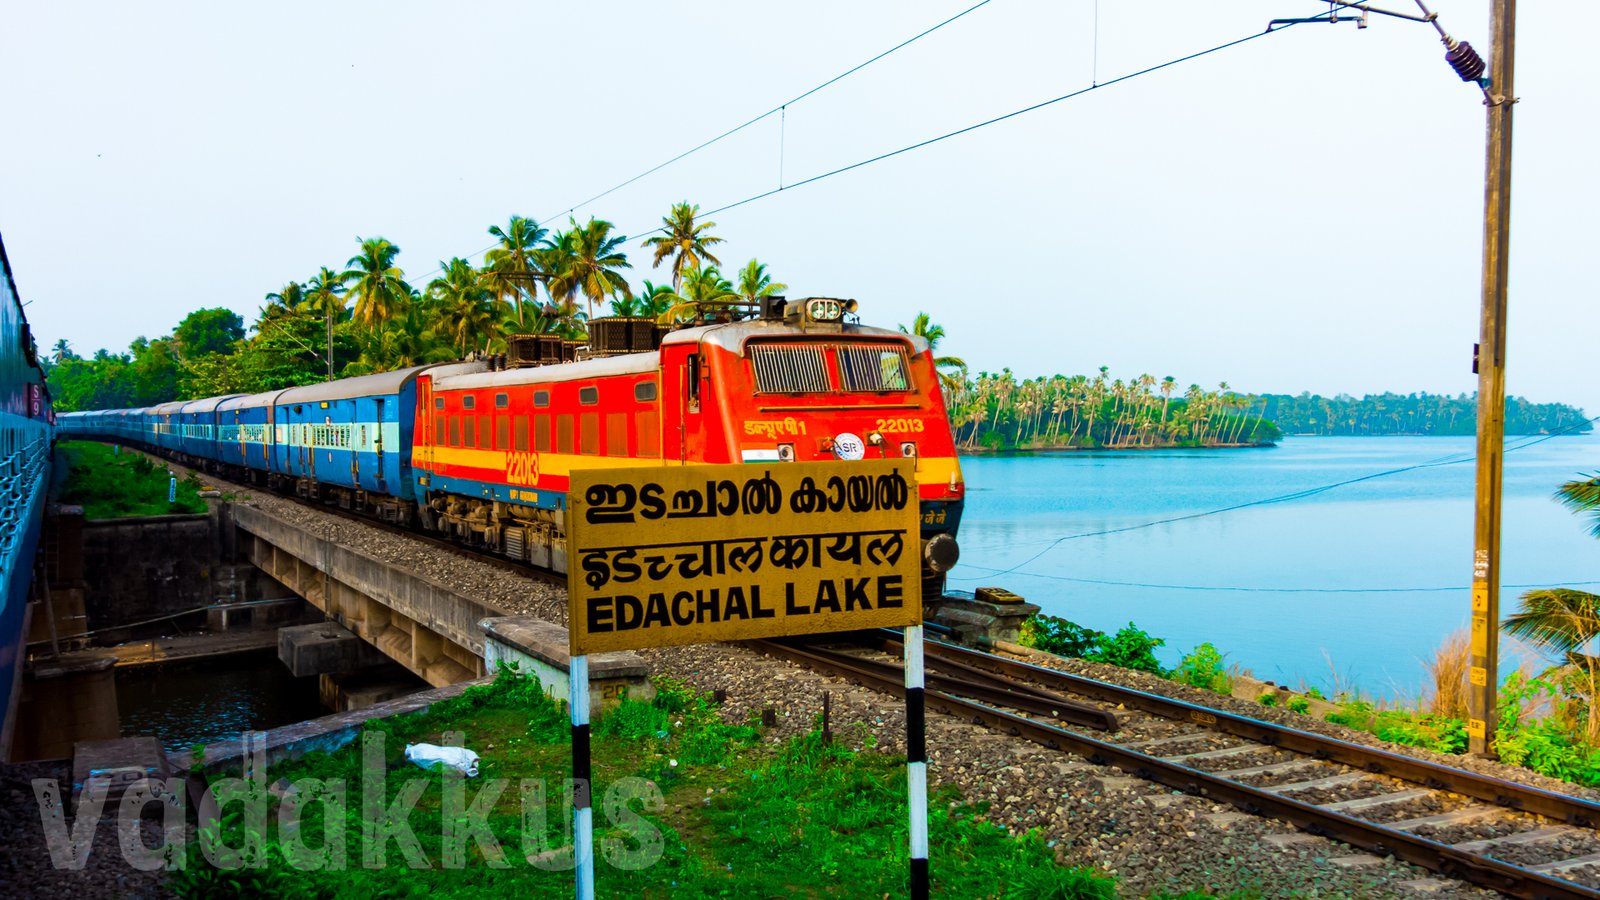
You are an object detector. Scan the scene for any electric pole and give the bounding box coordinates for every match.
[1467,0,1517,758]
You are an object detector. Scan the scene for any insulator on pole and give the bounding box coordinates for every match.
[1445,39,1487,83]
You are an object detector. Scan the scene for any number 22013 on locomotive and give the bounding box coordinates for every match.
[566,459,922,654]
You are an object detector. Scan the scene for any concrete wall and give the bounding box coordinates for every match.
[79,513,214,634]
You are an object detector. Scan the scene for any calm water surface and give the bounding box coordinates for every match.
[117,658,324,754]
[950,434,1600,696]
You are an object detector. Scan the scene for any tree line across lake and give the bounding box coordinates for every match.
[944,369,1589,451]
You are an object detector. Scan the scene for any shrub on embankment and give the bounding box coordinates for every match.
[1020,613,1600,788]
[57,441,208,517]
[169,668,1125,898]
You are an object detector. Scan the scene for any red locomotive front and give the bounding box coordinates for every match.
[413,298,963,593]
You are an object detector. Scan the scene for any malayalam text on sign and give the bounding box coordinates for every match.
[566,460,922,654]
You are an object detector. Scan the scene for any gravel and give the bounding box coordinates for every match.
[0,760,176,899]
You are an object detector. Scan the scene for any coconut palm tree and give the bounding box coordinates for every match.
[265,281,307,313]
[550,217,632,321]
[735,259,787,303]
[1504,475,1600,735]
[304,266,348,380]
[899,312,967,398]
[429,257,499,357]
[482,215,548,326]
[343,237,413,329]
[638,280,675,319]
[50,339,74,363]
[641,201,723,290]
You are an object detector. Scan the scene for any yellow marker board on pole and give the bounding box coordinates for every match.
[566,460,922,655]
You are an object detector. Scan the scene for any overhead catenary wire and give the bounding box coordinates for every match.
[415,6,1327,288]
[622,15,1323,244]
[539,0,1000,225]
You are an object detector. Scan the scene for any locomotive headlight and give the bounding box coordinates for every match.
[806,298,843,322]
[899,441,917,458]
[777,442,795,461]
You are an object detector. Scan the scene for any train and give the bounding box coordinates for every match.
[60,298,964,595]
[0,231,56,758]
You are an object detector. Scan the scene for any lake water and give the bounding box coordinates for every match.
[949,433,1600,697]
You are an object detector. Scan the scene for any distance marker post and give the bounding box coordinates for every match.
[570,653,595,900]
[905,624,929,899]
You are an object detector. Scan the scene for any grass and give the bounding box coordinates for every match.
[170,669,1124,899]
[57,440,208,517]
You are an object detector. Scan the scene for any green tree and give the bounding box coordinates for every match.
[429,257,499,357]
[343,237,413,329]
[735,258,787,303]
[551,217,632,322]
[305,266,349,380]
[50,339,74,363]
[641,201,723,290]
[483,215,548,331]
[900,312,966,397]
[173,308,244,359]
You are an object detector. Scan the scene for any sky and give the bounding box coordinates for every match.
[2,1,1594,412]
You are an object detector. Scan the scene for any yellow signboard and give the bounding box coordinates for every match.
[566,460,922,654]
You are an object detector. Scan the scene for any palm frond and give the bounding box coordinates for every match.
[1505,588,1600,656]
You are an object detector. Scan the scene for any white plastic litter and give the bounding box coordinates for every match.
[404,743,480,777]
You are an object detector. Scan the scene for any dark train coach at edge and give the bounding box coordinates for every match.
[60,298,964,595]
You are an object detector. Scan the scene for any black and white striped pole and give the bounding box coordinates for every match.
[570,653,595,899]
[905,623,929,899]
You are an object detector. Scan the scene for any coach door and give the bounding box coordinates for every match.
[373,397,386,492]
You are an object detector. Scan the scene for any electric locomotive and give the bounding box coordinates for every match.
[59,297,964,595]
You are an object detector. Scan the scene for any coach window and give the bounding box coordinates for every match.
[478,416,492,449]
[556,414,574,454]
[535,415,551,452]
[450,416,461,448]
[435,398,444,410]
[605,412,627,456]
[513,416,529,452]
[634,380,657,402]
[497,415,510,449]
[580,413,599,455]
[534,390,550,408]
[579,386,598,405]
[636,410,660,457]
[495,393,509,409]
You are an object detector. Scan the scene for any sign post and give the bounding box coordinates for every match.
[904,623,929,900]
[569,652,594,900]
[565,460,925,897]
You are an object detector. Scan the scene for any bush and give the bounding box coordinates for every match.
[1287,697,1309,714]
[1088,624,1167,676]
[1257,692,1278,707]
[1175,643,1231,694]
[1019,616,1167,677]
[1021,615,1104,658]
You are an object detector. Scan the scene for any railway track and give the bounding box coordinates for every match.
[205,467,1600,897]
[752,632,1600,900]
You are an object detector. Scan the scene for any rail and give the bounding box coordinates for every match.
[752,633,1600,900]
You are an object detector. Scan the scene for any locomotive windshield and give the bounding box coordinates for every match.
[748,341,911,395]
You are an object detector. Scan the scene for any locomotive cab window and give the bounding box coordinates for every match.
[749,344,828,394]
[634,380,657,402]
